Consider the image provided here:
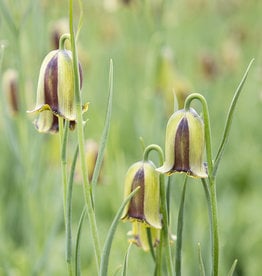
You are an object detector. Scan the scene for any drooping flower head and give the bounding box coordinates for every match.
[157,108,207,178]
[121,161,162,229]
[2,69,19,115]
[28,48,83,133]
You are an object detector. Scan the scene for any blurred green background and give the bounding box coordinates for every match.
[0,0,262,275]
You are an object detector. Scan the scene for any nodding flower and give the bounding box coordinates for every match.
[157,108,207,178]
[28,48,84,133]
[2,69,19,115]
[121,161,162,230]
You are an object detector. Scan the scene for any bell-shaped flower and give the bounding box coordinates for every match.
[2,69,19,115]
[127,220,160,251]
[28,49,83,133]
[157,108,207,178]
[121,161,162,229]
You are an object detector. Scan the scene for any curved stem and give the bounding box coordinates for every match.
[184,93,213,175]
[184,94,219,276]
[143,144,173,276]
[59,33,70,50]
[68,0,101,271]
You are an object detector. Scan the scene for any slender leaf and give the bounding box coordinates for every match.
[213,59,254,177]
[75,206,87,276]
[99,186,140,276]
[146,228,156,262]
[0,0,18,35]
[197,243,206,276]
[92,59,113,188]
[227,259,238,276]
[122,243,132,276]
[66,145,79,262]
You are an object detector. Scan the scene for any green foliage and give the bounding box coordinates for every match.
[0,0,262,275]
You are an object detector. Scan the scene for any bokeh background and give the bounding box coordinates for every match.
[0,0,262,275]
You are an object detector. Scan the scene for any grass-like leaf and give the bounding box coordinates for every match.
[91,59,114,188]
[227,259,238,276]
[75,206,87,276]
[99,186,140,276]
[213,59,254,177]
[66,144,79,263]
[197,242,206,276]
[121,243,132,276]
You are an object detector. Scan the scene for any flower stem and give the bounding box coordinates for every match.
[58,117,73,275]
[143,144,173,276]
[184,94,219,276]
[68,0,101,271]
[175,176,187,276]
[209,177,219,276]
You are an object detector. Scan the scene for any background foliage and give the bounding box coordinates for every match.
[0,0,261,275]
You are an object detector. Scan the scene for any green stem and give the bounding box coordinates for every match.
[184,94,219,276]
[143,144,173,276]
[59,33,70,50]
[175,176,187,276]
[209,178,219,276]
[68,0,101,271]
[184,93,213,175]
[58,117,73,275]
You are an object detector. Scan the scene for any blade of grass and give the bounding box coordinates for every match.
[99,186,140,276]
[122,243,132,276]
[66,144,79,268]
[227,259,238,276]
[91,59,113,188]
[197,242,206,276]
[0,0,18,35]
[75,206,87,276]
[213,59,254,177]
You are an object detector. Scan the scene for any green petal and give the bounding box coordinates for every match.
[57,50,75,120]
[144,162,162,229]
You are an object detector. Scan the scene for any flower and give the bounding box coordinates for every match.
[2,69,19,115]
[127,220,160,251]
[121,161,162,229]
[28,49,83,133]
[157,108,207,178]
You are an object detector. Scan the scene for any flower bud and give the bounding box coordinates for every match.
[2,69,19,115]
[121,161,162,229]
[127,221,160,251]
[85,139,103,183]
[28,49,83,133]
[157,108,207,178]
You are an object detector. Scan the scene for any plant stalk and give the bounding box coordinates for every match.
[68,0,101,271]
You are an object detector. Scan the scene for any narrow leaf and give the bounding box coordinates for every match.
[213,59,254,177]
[197,242,206,276]
[75,206,87,276]
[66,145,79,262]
[227,259,238,276]
[99,186,140,276]
[122,243,132,276]
[92,59,113,188]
